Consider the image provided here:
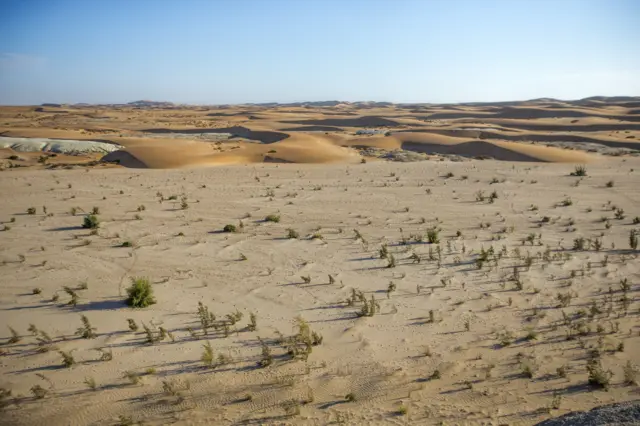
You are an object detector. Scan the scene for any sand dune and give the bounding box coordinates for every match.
[1,97,638,169]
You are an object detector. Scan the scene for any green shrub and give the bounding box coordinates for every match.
[126,277,156,308]
[587,359,612,390]
[82,214,100,229]
[223,224,237,233]
[265,214,280,223]
[427,228,440,244]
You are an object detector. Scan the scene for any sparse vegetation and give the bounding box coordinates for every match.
[3,117,640,424]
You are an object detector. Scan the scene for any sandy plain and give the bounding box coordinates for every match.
[0,98,639,425]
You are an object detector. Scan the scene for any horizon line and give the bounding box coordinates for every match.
[3,94,639,107]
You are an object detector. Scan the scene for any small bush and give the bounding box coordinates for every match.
[521,359,538,379]
[630,230,638,250]
[265,214,280,223]
[30,385,48,399]
[84,376,97,390]
[59,350,75,368]
[126,277,156,308]
[623,361,638,386]
[7,326,21,344]
[286,228,299,239]
[571,165,587,176]
[587,359,612,390]
[573,237,586,251]
[557,365,568,378]
[27,207,36,215]
[524,327,538,341]
[123,371,141,385]
[426,228,440,244]
[201,341,215,367]
[76,315,97,339]
[82,214,100,229]
[127,318,138,332]
[397,403,408,416]
[223,224,237,233]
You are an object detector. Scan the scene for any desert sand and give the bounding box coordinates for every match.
[0,99,639,425]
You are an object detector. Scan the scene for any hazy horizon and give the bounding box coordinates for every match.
[2,0,639,105]
[19,95,640,107]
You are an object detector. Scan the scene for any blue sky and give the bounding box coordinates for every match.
[1,0,639,105]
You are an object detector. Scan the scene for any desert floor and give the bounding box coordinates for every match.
[1,156,639,425]
[1,99,640,425]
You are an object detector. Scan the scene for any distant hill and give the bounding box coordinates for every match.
[44,96,640,110]
[127,100,176,108]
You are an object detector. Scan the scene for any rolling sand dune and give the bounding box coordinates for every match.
[0,96,638,169]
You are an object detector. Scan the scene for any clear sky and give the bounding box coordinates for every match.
[1,0,639,105]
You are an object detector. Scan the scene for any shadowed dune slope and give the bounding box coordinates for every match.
[400,140,594,162]
[397,129,640,150]
[280,125,346,132]
[140,126,290,144]
[342,132,596,162]
[282,116,404,127]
